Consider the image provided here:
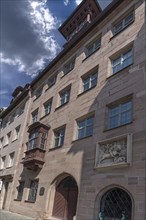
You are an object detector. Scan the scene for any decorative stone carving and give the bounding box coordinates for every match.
[95,134,132,169]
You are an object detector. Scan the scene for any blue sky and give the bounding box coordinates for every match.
[0,0,112,108]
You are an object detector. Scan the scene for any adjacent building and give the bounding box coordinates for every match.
[0,0,146,219]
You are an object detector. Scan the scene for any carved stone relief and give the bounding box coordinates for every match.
[95,134,132,168]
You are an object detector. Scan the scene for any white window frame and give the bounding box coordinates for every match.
[86,37,101,57]
[112,49,133,74]
[113,11,134,35]
[32,110,38,123]
[108,100,132,129]
[77,116,94,140]
[54,128,65,147]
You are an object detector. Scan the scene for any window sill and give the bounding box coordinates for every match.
[72,135,93,143]
[106,63,133,80]
[24,200,35,203]
[40,113,50,120]
[11,139,18,143]
[82,48,100,62]
[3,144,8,148]
[55,101,69,111]
[110,21,134,41]
[49,145,63,152]
[45,83,55,92]
[14,199,22,201]
[103,121,133,132]
[77,85,96,97]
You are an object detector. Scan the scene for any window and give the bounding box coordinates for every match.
[64,58,75,75]
[19,104,25,115]
[112,49,132,74]
[108,100,132,129]
[82,71,98,92]
[47,75,57,88]
[28,180,39,202]
[0,137,3,148]
[77,116,94,139]
[8,152,15,167]
[4,132,11,146]
[28,129,39,150]
[60,89,70,106]
[13,125,20,141]
[86,37,101,57]
[35,87,42,99]
[17,181,25,201]
[54,127,65,147]
[0,156,6,169]
[43,99,52,116]
[32,110,38,123]
[40,132,47,150]
[99,188,132,219]
[113,11,134,35]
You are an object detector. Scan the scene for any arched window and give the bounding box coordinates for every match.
[99,188,132,220]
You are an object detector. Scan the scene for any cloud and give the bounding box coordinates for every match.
[0,90,8,96]
[64,0,70,6]
[75,0,83,5]
[1,0,61,77]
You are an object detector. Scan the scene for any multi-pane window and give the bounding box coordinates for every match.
[8,152,15,167]
[0,156,6,169]
[86,38,101,57]
[35,87,42,99]
[60,89,70,106]
[28,180,39,202]
[113,12,134,35]
[112,49,132,74]
[82,72,98,92]
[64,59,75,75]
[108,100,132,129]
[43,99,52,116]
[28,129,38,150]
[40,132,47,150]
[77,116,94,139]
[17,181,25,201]
[47,75,57,88]
[54,128,65,147]
[32,110,38,123]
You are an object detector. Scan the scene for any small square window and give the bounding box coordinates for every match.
[112,49,133,74]
[64,59,75,75]
[86,37,101,57]
[77,116,94,139]
[113,11,134,35]
[54,127,65,147]
[28,180,39,202]
[108,100,132,129]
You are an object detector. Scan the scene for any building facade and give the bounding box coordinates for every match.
[0,0,146,219]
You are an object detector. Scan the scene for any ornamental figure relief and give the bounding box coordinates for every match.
[98,139,127,166]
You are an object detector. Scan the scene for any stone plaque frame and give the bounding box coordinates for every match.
[95,133,132,169]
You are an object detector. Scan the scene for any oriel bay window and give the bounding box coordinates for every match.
[23,122,50,170]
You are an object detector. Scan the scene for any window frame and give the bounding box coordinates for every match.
[59,87,71,107]
[85,37,101,58]
[108,100,132,129]
[8,152,15,168]
[43,99,52,116]
[77,115,94,140]
[28,179,39,203]
[54,127,65,148]
[63,58,75,75]
[113,11,134,36]
[0,156,6,169]
[111,48,133,75]
[16,181,25,201]
[31,109,39,124]
[82,71,98,93]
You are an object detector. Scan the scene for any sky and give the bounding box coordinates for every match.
[0,0,112,108]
